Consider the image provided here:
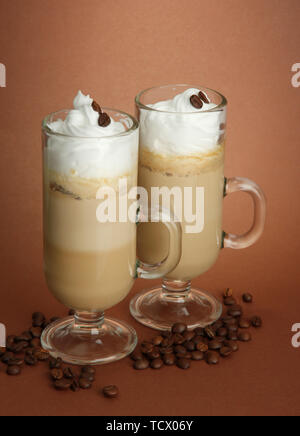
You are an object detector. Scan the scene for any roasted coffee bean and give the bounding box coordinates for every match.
[92,100,102,113]
[193,335,205,345]
[242,293,253,303]
[174,345,186,355]
[212,320,224,331]
[238,331,252,342]
[15,332,32,342]
[150,358,164,369]
[224,288,233,298]
[176,358,190,369]
[176,352,188,359]
[193,327,204,336]
[184,341,196,352]
[50,317,60,323]
[172,334,184,345]
[98,112,111,127]
[81,373,94,383]
[152,335,164,346]
[2,352,14,364]
[63,368,75,379]
[7,365,21,376]
[205,351,219,365]
[6,336,16,350]
[191,351,204,361]
[204,326,215,339]
[51,368,64,381]
[227,324,238,333]
[32,312,46,327]
[11,341,28,353]
[103,385,119,398]
[81,366,96,376]
[222,316,236,326]
[147,349,160,360]
[130,349,144,361]
[161,338,171,348]
[35,350,49,362]
[208,340,222,351]
[227,331,238,341]
[251,316,262,328]
[49,357,62,369]
[7,358,24,366]
[25,354,37,366]
[159,346,173,355]
[190,94,203,109]
[198,90,210,104]
[196,342,209,353]
[163,353,176,366]
[220,347,233,358]
[239,318,251,329]
[141,341,154,354]
[133,359,149,370]
[182,331,195,342]
[227,305,243,318]
[54,379,72,391]
[217,327,228,337]
[0,347,6,357]
[224,297,237,306]
[79,378,92,389]
[30,327,42,339]
[224,340,239,352]
[70,378,80,392]
[171,323,187,334]
[30,338,41,348]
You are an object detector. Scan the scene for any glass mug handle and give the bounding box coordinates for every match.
[136,207,182,279]
[223,177,266,249]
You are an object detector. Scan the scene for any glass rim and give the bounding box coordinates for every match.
[135,84,227,114]
[42,107,139,139]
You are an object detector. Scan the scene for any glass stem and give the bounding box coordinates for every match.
[162,279,191,301]
[73,311,105,333]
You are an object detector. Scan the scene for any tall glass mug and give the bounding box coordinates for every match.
[41,108,181,365]
[130,84,266,331]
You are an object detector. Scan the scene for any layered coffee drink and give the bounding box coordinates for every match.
[43,91,139,312]
[137,87,226,281]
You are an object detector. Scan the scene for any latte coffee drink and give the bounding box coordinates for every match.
[43,91,139,313]
[131,84,266,332]
[41,91,182,365]
[137,87,226,282]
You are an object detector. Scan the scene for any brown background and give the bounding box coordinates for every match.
[0,0,299,416]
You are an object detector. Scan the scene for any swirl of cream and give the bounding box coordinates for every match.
[45,91,138,179]
[140,88,226,156]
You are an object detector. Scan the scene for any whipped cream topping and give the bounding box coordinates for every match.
[45,91,138,179]
[139,88,226,156]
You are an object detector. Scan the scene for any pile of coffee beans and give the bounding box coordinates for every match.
[130,290,262,370]
[0,311,119,398]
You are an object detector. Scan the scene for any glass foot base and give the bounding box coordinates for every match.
[130,287,223,331]
[41,316,138,366]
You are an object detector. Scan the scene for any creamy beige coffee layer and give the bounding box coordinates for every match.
[138,144,225,281]
[44,171,137,312]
